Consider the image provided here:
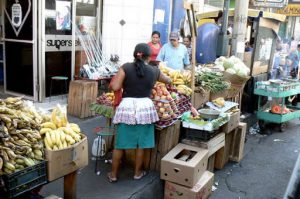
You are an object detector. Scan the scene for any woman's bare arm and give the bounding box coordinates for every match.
[158,72,172,85]
[110,68,125,91]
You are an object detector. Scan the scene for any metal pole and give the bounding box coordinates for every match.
[217,0,230,57]
[231,0,250,59]
[221,0,230,36]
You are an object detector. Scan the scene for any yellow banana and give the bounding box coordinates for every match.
[45,132,53,147]
[44,137,52,150]
[40,128,52,135]
[41,122,56,130]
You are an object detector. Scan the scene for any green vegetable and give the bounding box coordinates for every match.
[196,72,230,93]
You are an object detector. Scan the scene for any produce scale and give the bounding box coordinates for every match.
[254,80,300,132]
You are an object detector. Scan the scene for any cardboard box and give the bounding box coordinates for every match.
[161,143,208,188]
[221,111,240,133]
[164,171,214,199]
[251,61,269,76]
[193,88,210,109]
[45,134,88,181]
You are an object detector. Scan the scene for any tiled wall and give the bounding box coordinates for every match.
[102,0,154,64]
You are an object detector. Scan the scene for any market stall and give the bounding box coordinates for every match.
[0,97,88,199]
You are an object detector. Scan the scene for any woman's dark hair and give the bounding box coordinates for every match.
[151,31,161,38]
[133,43,152,77]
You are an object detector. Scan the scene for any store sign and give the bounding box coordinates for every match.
[252,0,288,8]
[45,35,81,52]
[289,0,300,3]
[277,4,300,16]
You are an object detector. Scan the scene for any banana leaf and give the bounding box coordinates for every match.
[90,103,114,118]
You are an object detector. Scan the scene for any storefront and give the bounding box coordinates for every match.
[0,0,101,102]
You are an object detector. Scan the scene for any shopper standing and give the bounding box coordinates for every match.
[156,31,190,70]
[183,35,192,62]
[147,31,162,66]
[107,43,171,182]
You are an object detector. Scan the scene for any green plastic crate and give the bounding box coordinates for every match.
[1,161,47,198]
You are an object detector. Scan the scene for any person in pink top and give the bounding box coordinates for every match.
[147,31,162,66]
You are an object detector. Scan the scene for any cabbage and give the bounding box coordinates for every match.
[219,56,227,62]
[213,64,225,72]
[223,60,234,69]
[237,69,248,77]
[229,56,242,64]
[232,63,241,72]
[226,68,236,74]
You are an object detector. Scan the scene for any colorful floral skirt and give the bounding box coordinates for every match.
[113,98,159,125]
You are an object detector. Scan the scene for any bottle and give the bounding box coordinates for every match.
[92,136,106,157]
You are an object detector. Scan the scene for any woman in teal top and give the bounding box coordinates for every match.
[108,43,171,182]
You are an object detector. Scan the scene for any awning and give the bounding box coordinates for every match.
[196,9,286,22]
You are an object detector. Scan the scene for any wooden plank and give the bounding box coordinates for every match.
[143,149,151,170]
[149,131,159,170]
[64,171,77,199]
[207,154,215,172]
[230,122,247,162]
[181,133,225,157]
[155,129,167,171]
[214,130,235,169]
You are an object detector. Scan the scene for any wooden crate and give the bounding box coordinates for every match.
[181,133,225,157]
[214,130,235,169]
[207,154,216,172]
[193,88,210,109]
[67,80,98,118]
[229,122,247,162]
[124,121,181,171]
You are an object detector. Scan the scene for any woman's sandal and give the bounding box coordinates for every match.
[133,171,147,180]
[107,172,118,183]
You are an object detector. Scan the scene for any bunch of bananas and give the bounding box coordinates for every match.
[42,124,81,150]
[159,65,192,86]
[212,97,225,108]
[40,106,82,151]
[0,97,46,175]
[176,85,192,96]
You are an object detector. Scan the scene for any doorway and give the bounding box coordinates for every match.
[3,0,38,100]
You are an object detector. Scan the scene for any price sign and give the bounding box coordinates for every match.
[252,0,288,8]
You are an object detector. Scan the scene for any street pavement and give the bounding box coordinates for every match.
[41,115,300,199]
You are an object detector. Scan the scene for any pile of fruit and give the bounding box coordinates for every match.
[175,94,192,115]
[159,64,192,86]
[151,82,173,101]
[40,106,82,150]
[0,97,45,175]
[151,83,179,127]
[176,85,192,96]
[96,92,115,106]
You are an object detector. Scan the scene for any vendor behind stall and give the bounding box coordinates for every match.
[108,43,171,182]
[156,32,190,70]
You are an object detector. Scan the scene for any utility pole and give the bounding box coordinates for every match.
[231,0,250,60]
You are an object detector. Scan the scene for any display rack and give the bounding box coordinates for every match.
[254,81,300,132]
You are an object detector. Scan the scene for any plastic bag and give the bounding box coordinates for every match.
[51,104,68,128]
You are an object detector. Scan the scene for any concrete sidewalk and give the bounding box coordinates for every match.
[41,115,300,199]
[41,115,164,199]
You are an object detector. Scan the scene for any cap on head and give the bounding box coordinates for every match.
[169,31,179,40]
